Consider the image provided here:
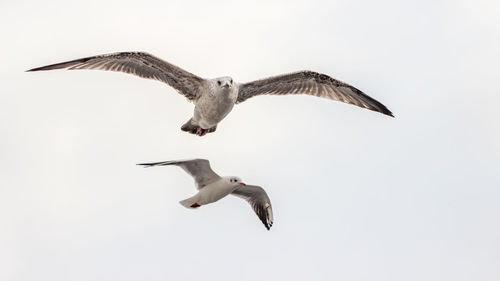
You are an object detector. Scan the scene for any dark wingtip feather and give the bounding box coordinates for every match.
[136,160,180,168]
[26,66,48,72]
[26,57,94,72]
[263,219,273,230]
[360,99,394,118]
[371,98,394,117]
[265,221,273,230]
[26,62,70,72]
[380,107,394,118]
[347,86,394,118]
[26,64,66,72]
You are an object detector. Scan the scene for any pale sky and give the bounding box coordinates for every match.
[1,0,500,280]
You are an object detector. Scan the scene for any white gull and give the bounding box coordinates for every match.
[138,159,273,230]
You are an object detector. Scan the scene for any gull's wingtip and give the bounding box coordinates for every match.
[376,106,394,118]
[265,222,273,231]
[386,110,395,118]
[26,66,52,72]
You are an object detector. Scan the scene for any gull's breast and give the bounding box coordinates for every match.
[196,87,238,128]
[198,180,235,205]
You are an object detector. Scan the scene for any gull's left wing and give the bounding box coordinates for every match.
[231,185,273,230]
[237,70,393,117]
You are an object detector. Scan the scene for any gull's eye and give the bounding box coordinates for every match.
[217,81,221,86]
[230,79,233,84]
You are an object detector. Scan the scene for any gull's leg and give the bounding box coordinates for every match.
[181,118,202,135]
[207,125,217,133]
[196,127,205,136]
[181,118,216,136]
[196,126,216,136]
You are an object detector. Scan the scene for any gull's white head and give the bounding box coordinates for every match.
[214,76,234,89]
[225,176,245,186]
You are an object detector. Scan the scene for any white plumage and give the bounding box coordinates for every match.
[138,159,274,230]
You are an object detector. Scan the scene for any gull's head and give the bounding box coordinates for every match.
[215,77,233,89]
[226,176,245,186]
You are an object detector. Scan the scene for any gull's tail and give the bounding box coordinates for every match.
[179,194,202,209]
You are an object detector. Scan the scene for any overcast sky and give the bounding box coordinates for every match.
[1,0,500,280]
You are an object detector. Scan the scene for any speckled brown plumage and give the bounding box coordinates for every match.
[237,70,393,117]
[28,52,393,136]
[27,52,205,101]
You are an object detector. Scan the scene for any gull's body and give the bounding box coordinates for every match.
[188,177,241,207]
[28,51,393,136]
[192,77,239,130]
[138,159,274,230]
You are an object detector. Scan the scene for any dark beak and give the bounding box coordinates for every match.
[240,182,246,186]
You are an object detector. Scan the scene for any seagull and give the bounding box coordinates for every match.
[28,51,393,136]
[138,159,273,230]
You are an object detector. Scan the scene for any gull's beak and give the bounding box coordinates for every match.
[240,182,246,186]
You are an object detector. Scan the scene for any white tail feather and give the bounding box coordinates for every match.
[179,194,201,209]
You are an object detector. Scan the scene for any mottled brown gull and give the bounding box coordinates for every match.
[28,52,393,136]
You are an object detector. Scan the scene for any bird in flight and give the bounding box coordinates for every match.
[138,159,273,230]
[28,52,393,136]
